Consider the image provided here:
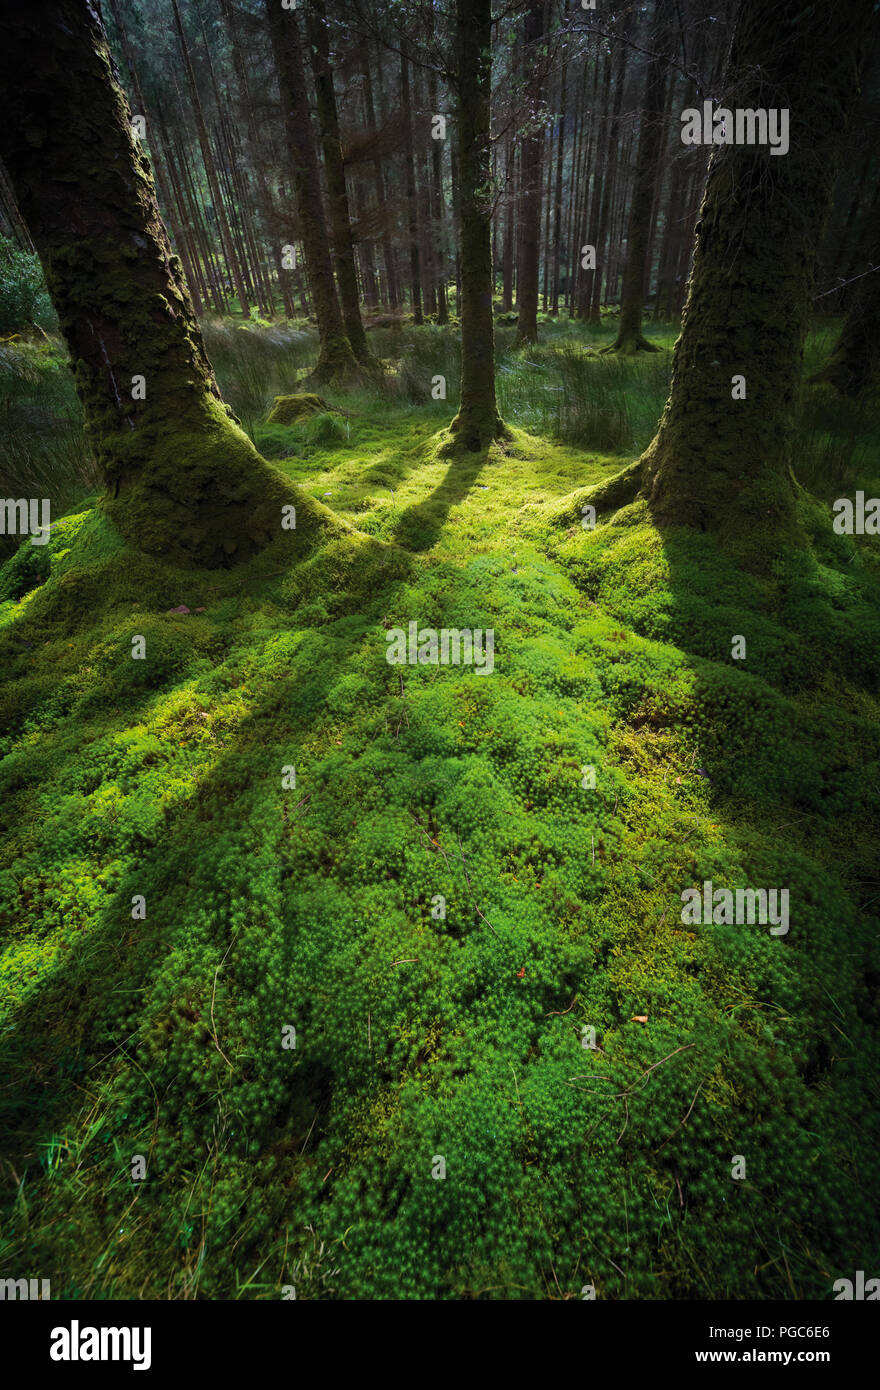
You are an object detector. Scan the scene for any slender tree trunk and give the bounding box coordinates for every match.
[581,51,610,321]
[640,0,873,554]
[515,0,544,345]
[449,0,508,450]
[400,51,424,325]
[561,61,583,316]
[305,0,374,365]
[550,29,568,317]
[428,63,450,324]
[502,142,516,311]
[107,0,203,316]
[264,1,358,383]
[0,0,330,566]
[171,0,249,318]
[361,53,399,310]
[589,39,625,322]
[602,5,668,353]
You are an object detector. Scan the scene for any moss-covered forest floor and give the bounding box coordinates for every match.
[1,316,879,1298]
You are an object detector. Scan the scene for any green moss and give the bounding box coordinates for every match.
[1,322,878,1300]
[266,392,340,425]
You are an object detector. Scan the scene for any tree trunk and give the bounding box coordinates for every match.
[589,41,626,323]
[428,63,450,324]
[0,0,330,567]
[400,51,424,326]
[515,0,544,345]
[449,0,508,451]
[170,0,249,319]
[550,32,568,318]
[641,0,873,552]
[305,0,374,365]
[264,1,359,383]
[361,52,399,309]
[602,5,668,353]
[502,141,516,311]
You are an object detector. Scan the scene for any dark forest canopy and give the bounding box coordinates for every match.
[3,0,874,340]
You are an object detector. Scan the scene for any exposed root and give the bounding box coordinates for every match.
[546,459,646,530]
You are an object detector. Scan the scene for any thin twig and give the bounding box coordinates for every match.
[545,994,578,1017]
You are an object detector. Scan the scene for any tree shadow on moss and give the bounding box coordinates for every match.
[390,449,488,553]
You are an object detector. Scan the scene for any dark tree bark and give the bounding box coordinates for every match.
[305,0,374,365]
[0,0,330,567]
[449,0,508,450]
[515,0,545,345]
[639,0,874,553]
[264,0,359,383]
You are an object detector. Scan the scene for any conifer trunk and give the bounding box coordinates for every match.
[515,0,544,346]
[305,0,373,365]
[264,0,359,383]
[449,0,507,451]
[642,0,873,548]
[602,7,668,354]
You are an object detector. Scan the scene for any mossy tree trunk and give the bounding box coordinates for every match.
[641,0,873,549]
[449,0,508,451]
[515,0,544,347]
[0,0,329,568]
[305,0,374,367]
[264,1,359,384]
[602,6,668,355]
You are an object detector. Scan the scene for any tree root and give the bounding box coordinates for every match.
[598,333,662,356]
[548,459,646,530]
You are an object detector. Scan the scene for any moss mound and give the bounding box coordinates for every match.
[267,393,343,426]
